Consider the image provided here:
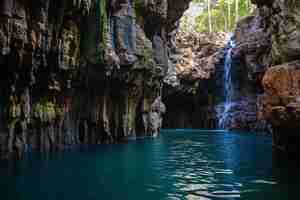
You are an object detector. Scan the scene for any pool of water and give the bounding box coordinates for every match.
[0,130,299,200]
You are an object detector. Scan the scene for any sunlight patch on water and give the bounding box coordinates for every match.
[195,190,241,199]
[162,129,229,133]
[181,184,210,192]
[0,129,287,200]
[215,169,234,175]
[186,194,211,200]
[251,180,277,185]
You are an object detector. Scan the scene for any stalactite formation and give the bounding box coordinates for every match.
[0,0,194,158]
[1,0,299,158]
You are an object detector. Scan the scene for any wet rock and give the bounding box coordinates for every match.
[163,29,227,129]
[261,61,300,126]
[258,60,300,151]
[59,19,80,70]
[0,0,14,18]
[232,0,300,139]
[153,34,168,71]
[234,12,271,81]
[148,96,166,137]
[166,30,228,89]
[110,0,137,66]
[0,0,182,157]
[217,99,267,132]
[167,0,192,32]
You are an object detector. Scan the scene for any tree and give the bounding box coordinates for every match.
[207,0,212,33]
[227,0,231,31]
[235,0,239,23]
[192,0,252,33]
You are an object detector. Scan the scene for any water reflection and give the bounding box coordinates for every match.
[0,130,299,200]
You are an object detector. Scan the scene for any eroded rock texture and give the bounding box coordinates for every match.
[0,0,193,158]
[260,61,300,152]
[235,0,300,151]
[163,31,227,129]
[210,10,272,132]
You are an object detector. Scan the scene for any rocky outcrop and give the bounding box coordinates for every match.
[173,31,226,82]
[243,0,300,66]
[234,0,300,151]
[0,0,192,158]
[163,30,227,129]
[261,61,300,127]
[260,61,300,152]
[165,30,227,93]
[163,25,267,131]
[210,11,271,132]
[167,0,192,32]
[234,11,271,82]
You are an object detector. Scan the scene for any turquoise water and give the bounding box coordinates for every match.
[0,130,299,200]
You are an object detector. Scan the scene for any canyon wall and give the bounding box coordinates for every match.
[0,0,191,158]
[163,27,266,132]
[2,0,298,157]
[163,30,227,129]
[234,0,300,152]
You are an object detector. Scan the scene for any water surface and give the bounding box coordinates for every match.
[0,130,299,200]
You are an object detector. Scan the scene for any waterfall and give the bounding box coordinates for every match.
[218,37,236,129]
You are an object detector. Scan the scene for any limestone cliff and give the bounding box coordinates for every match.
[163,20,267,131]
[0,0,191,158]
[163,29,227,129]
[234,0,300,151]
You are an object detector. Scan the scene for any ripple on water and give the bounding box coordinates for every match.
[186,194,211,200]
[0,130,291,200]
[180,184,210,192]
[195,190,241,199]
[250,180,277,185]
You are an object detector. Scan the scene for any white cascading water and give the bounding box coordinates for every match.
[218,38,236,129]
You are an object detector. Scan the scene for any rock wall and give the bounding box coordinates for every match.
[163,30,227,129]
[205,12,270,132]
[234,0,300,151]
[163,26,267,132]
[0,0,192,158]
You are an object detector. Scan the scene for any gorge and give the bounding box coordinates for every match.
[0,0,300,198]
[0,0,298,158]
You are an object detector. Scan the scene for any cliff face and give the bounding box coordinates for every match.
[163,30,227,129]
[234,0,300,151]
[0,0,191,158]
[211,10,271,132]
[163,24,267,131]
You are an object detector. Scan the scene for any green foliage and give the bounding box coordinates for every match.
[33,98,61,123]
[96,0,108,63]
[191,0,253,33]
[133,0,144,20]
[180,15,190,32]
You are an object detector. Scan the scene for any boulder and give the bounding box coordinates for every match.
[261,61,300,128]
